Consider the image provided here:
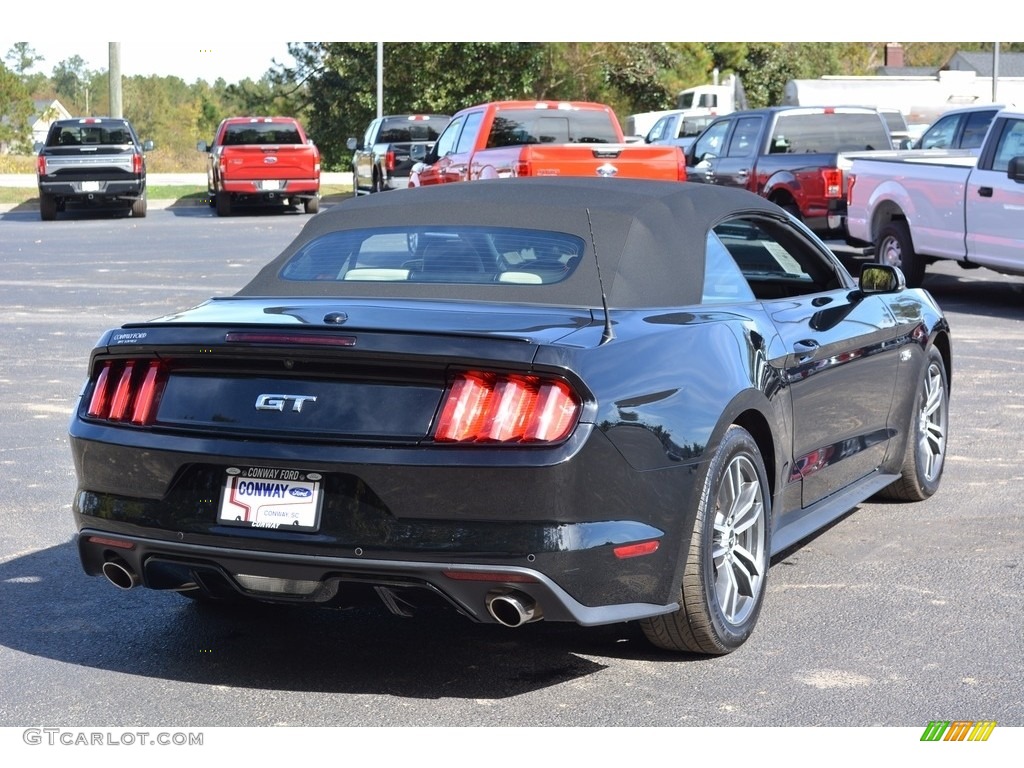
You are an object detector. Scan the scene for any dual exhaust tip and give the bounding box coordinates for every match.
[100,559,544,629]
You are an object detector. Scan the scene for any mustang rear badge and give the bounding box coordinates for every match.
[255,394,317,412]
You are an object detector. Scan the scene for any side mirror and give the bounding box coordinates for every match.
[859,263,905,294]
[1008,156,1024,184]
[142,140,155,152]
[346,137,358,151]
[410,144,427,163]
[33,141,43,154]
[196,140,209,153]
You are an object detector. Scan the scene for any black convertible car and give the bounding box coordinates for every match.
[70,178,950,655]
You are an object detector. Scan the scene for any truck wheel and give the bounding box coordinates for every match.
[131,194,147,218]
[215,193,232,217]
[876,221,924,287]
[39,194,57,221]
[304,196,320,214]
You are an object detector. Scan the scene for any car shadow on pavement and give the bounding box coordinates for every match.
[920,270,1024,321]
[0,541,699,697]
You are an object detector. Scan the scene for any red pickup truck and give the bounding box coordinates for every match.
[198,117,321,217]
[408,101,686,187]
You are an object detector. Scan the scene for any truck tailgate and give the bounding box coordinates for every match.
[221,145,318,180]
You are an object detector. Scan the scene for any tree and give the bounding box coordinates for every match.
[5,42,43,76]
[52,55,94,113]
[0,61,34,152]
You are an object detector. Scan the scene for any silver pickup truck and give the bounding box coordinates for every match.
[35,117,154,221]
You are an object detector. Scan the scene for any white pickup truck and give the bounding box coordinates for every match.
[846,107,1024,286]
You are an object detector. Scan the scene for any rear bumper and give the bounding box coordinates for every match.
[220,178,319,197]
[77,529,679,626]
[38,178,144,201]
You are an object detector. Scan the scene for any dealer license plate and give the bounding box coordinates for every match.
[81,181,100,192]
[217,466,323,532]
[259,180,282,191]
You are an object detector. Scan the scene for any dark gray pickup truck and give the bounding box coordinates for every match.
[347,114,450,194]
[34,117,154,221]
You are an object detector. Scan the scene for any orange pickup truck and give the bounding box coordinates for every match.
[408,101,687,186]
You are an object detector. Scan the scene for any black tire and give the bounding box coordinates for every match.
[39,193,57,221]
[215,192,232,217]
[304,195,320,214]
[641,425,771,655]
[131,194,147,218]
[876,220,924,287]
[877,346,949,501]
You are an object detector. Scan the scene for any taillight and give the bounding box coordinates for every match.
[132,152,143,174]
[86,359,166,426]
[822,167,843,198]
[514,160,530,177]
[675,147,687,182]
[385,149,395,172]
[434,372,580,444]
[37,154,46,176]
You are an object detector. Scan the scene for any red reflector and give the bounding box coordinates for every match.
[442,570,538,583]
[434,372,580,444]
[225,332,356,347]
[86,536,136,550]
[613,540,660,559]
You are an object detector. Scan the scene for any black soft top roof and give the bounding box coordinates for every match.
[237,177,784,309]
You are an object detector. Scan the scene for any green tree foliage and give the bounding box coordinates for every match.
[0,61,34,151]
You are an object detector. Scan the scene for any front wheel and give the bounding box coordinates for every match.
[641,425,771,655]
[878,346,949,501]
[876,220,924,287]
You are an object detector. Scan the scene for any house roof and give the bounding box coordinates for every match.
[942,51,1024,78]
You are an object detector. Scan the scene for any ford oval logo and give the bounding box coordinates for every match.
[264,156,278,164]
[289,487,312,498]
[596,163,618,177]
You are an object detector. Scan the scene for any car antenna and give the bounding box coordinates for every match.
[586,207,614,345]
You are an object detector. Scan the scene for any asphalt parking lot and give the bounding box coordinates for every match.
[0,204,1021,737]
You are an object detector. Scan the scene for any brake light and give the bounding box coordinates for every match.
[514,159,531,177]
[675,147,687,182]
[36,154,46,176]
[822,167,843,198]
[87,359,166,426]
[132,152,143,174]
[434,372,580,443]
[385,149,395,172]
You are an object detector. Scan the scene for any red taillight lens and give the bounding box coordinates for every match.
[822,167,843,199]
[132,152,143,174]
[86,359,165,425]
[36,154,47,176]
[514,160,530,177]
[385,149,395,171]
[675,148,687,182]
[434,372,580,444]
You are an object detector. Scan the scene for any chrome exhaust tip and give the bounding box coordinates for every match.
[485,589,542,627]
[101,559,140,590]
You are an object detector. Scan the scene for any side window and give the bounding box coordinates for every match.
[433,117,464,158]
[960,110,997,150]
[918,114,957,149]
[363,120,378,148]
[713,217,845,299]
[726,116,763,158]
[692,120,731,161]
[456,111,485,154]
[647,116,670,143]
[991,118,1024,173]
[703,232,756,303]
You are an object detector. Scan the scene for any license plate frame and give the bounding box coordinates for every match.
[81,180,100,192]
[217,466,323,532]
[259,180,283,191]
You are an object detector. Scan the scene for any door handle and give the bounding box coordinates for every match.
[794,340,820,362]
[978,187,993,198]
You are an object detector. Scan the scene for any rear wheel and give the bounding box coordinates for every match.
[131,194,147,218]
[39,193,57,221]
[878,346,948,501]
[876,220,924,287]
[215,192,232,217]
[641,425,771,654]
[304,195,320,214]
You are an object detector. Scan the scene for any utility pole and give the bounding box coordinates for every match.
[992,42,1000,102]
[377,42,383,119]
[109,42,122,118]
